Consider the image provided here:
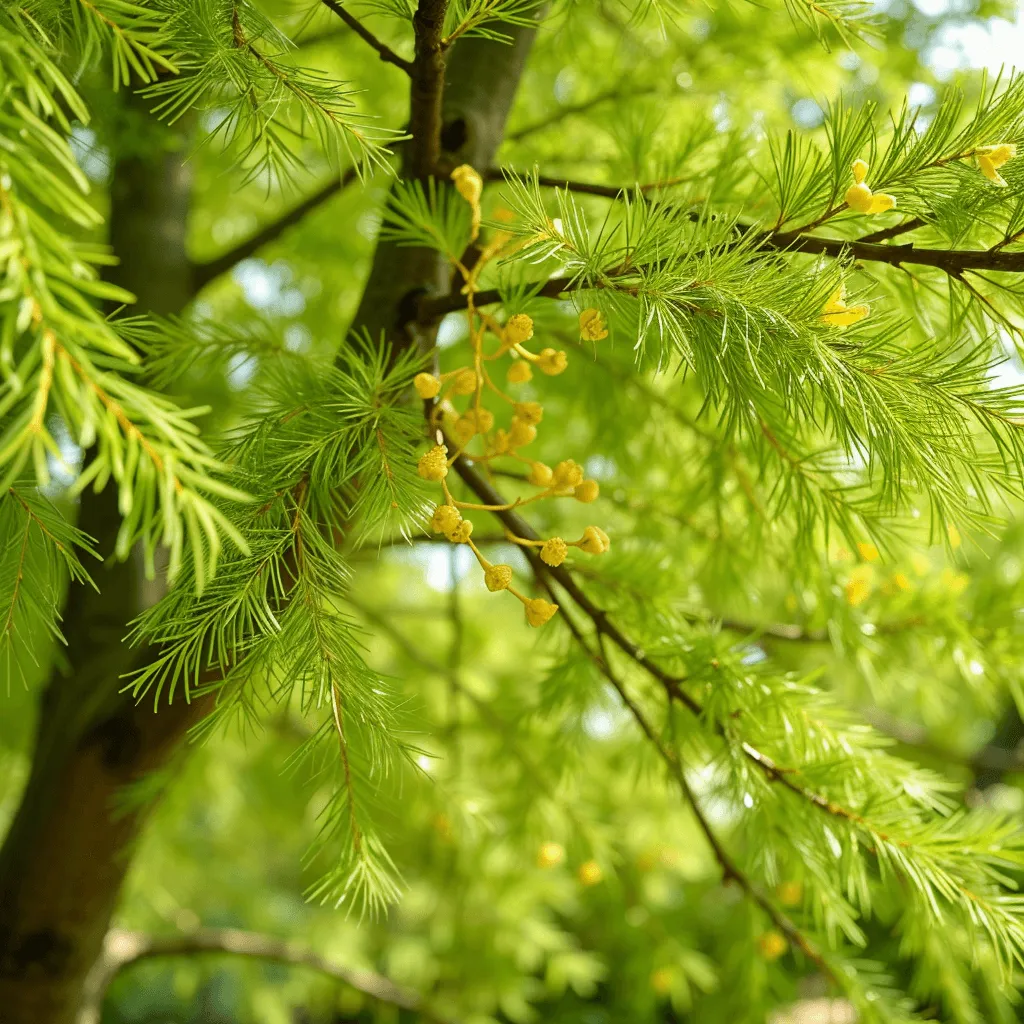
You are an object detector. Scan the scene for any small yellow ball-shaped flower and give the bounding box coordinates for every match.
[490,428,511,454]
[508,417,537,448]
[553,459,584,489]
[450,368,478,396]
[453,415,477,443]
[579,525,610,555]
[414,372,441,399]
[484,564,513,592]
[525,597,559,627]
[537,841,564,868]
[777,881,803,907]
[537,348,568,376]
[514,401,544,426]
[430,504,462,535]
[540,537,568,567]
[417,444,449,481]
[856,542,879,562]
[449,520,474,544]
[450,164,483,205]
[650,967,674,996]
[757,931,788,962]
[528,461,553,487]
[579,308,609,341]
[506,360,533,384]
[574,479,600,503]
[504,313,534,345]
[578,860,603,886]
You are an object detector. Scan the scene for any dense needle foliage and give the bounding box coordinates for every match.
[8,1,1024,1022]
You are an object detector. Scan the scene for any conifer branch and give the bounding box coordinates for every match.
[505,84,656,143]
[77,928,451,1024]
[319,0,414,73]
[191,169,360,291]
[408,0,450,178]
[482,168,692,198]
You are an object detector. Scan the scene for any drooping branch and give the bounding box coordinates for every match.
[482,168,691,198]
[319,0,414,73]
[77,928,452,1024]
[191,169,359,292]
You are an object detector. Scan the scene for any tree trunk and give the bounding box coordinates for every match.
[0,105,204,1024]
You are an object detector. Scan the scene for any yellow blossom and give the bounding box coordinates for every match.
[506,360,533,384]
[978,143,1017,186]
[777,881,803,907]
[574,479,600,503]
[514,401,544,425]
[504,313,534,344]
[650,967,674,996]
[525,597,559,627]
[418,444,449,481]
[454,408,495,441]
[414,372,441,399]
[821,284,870,327]
[528,461,553,487]
[845,160,896,215]
[947,523,961,549]
[553,459,584,489]
[484,564,513,592]
[892,572,912,592]
[449,368,478,396]
[540,537,568,567]
[537,348,568,376]
[430,504,462,536]
[508,417,537,447]
[856,541,880,562]
[940,567,969,596]
[579,308,609,341]
[578,860,603,886]
[844,564,873,607]
[491,428,511,454]
[757,931,788,962]
[451,164,483,239]
[579,525,610,555]
[449,521,474,544]
[537,841,564,867]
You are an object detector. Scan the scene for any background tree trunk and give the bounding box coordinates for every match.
[0,101,205,1024]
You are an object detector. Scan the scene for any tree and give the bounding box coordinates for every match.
[4,1,1024,1021]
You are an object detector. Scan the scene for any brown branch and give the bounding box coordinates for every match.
[77,927,453,1024]
[408,0,450,178]
[482,168,691,199]
[855,217,925,244]
[191,169,359,291]
[319,0,413,73]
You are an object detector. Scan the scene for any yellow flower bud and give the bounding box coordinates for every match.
[504,313,534,345]
[537,348,568,376]
[650,967,674,996]
[508,417,537,447]
[454,408,495,441]
[450,368,478,396]
[540,537,568,567]
[579,308,609,341]
[506,360,533,384]
[484,564,513,592]
[821,285,869,328]
[844,161,896,215]
[414,372,442,399]
[417,445,449,481]
[947,523,961,549]
[856,542,879,562]
[579,525,610,555]
[537,841,564,868]
[578,860,603,886]
[777,880,802,907]
[852,158,869,184]
[978,143,1016,186]
[525,597,558,627]
[574,479,599,503]
[450,520,474,544]
[757,931,788,962]
[844,564,873,606]
[491,428,511,454]
[451,164,483,206]
[528,461,553,487]
[430,504,462,535]
[552,459,584,489]
[514,401,544,426]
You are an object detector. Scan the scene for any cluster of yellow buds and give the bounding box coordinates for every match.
[845,159,896,215]
[820,283,869,327]
[977,143,1017,186]
[414,166,613,628]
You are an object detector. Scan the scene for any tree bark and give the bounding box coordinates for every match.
[0,104,205,1024]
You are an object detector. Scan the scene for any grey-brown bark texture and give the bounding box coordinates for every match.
[0,14,538,1024]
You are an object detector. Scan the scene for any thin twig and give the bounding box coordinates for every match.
[408,0,450,178]
[506,84,657,143]
[319,0,414,72]
[77,927,453,1024]
[483,168,692,198]
[191,168,360,291]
